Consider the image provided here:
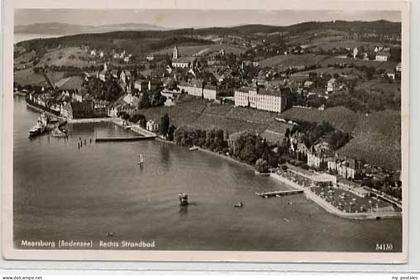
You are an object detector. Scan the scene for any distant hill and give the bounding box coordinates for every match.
[15,20,400,37]
[15,22,166,35]
[195,20,401,36]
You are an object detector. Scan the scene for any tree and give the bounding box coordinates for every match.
[255,158,269,173]
[160,113,170,137]
[167,125,176,141]
[138,91,151,109]
[130,113,146,127]
[118,111,130,121]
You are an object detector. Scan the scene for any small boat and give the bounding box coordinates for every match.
[178,193,189,206]
[234,201,244,208]
[189,146,198,151]
[137,154,144,165]
[51,127,67,138]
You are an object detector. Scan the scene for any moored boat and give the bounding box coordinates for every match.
[28,113,48,138]
[51,127,67,138]
[137,154,144,165]
[178,193,189,206]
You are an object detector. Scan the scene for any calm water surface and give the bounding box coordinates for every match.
[13,96,402,252]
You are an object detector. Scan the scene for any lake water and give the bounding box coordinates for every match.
[13,96,402,252]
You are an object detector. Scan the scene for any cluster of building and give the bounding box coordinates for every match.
[87,47,133,63]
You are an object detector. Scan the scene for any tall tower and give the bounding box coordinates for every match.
[173,46,179,60]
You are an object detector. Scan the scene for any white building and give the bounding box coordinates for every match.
[353,47,358,59]
[256,89,288,113]
[172,57,196,68]
[328,158,360,180]
[326,78,336,93]
[146,120,159,132]
[234,87,258,108]
[202,85,218,100]
[234,87,288,113]
[375,51,390,61]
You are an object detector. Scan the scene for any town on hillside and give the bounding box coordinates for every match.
[14,20,403,217]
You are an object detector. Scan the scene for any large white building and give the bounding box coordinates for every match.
[234,87,289,113]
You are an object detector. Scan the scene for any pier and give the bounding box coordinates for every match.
[256,189,304,198]
[95,136,156,142]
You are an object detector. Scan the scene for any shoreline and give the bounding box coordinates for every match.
[194,146,255,171]
[154,139,255,170]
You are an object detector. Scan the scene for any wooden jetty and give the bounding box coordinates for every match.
[256,189,304,198]
[95,135,156,142]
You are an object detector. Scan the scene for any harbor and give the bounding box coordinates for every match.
[13,96,403,251]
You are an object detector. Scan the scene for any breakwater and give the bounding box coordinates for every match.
[95,135,156,142]
[67,118,117,124]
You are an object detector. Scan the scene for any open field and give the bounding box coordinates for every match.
[279,106,360,133]
[35,47,97,68]
[258,54,329,68]
[259,53,399,72]
[338,110,401,170]
[14,69,66,86]
[14,50,37,69]
[319,56,399,72]
[151,43,246,57]
[139,97,288,136]
[290,66,365,79]
[308,39,398,52]
[286,29,348,46]
[356,78,401,97]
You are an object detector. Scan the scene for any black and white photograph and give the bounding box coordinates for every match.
[2,0,410,263]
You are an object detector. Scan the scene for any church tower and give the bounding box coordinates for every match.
[173,46,179,59]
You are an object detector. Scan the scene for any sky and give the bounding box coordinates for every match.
[15,9,401,29]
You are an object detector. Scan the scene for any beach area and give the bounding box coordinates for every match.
[270,172,401,220]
